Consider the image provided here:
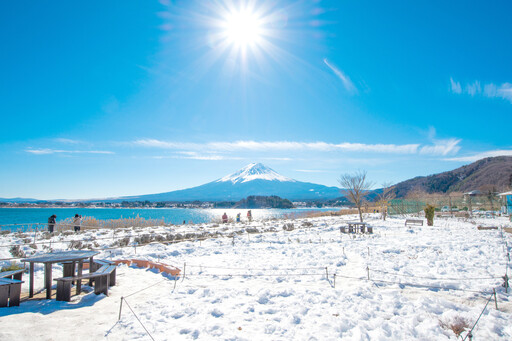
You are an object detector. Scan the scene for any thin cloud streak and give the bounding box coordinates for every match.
[444,149,512,162]
[450,78,512,103]
[323,58,357,94]
[419,138,461,156]
[295,169,328,173]
[53,138,82,144]
[25,148,114,155]
[133,139,460,156]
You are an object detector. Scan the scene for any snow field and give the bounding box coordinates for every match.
[0,214,511,340]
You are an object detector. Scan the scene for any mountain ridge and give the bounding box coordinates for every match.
[117,163,341,202]
[392,156,512,197]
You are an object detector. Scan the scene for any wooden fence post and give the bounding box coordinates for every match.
[493,288,498,310]
[118,297,123,321]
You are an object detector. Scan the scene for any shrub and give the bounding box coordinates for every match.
[68,240,83,250]
[1,262,25,272]
[424,204,435,226]
[134,234,153,244]
[283,223,295,231]
[112,237,131,247]
[439,316,469,337]
[9,245,25,258]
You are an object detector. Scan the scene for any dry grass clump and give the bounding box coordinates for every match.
[439,316,470,338]
[54,215,167,231]
[1,262,25,272]
[9,245,25,258]
[112,236,131,247]
[282,223,295,231]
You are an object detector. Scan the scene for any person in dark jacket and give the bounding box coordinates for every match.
[48,214,56,233]
[222,212,228,223]
[73,214,81,232]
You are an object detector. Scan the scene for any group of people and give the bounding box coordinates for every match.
[222,210,252,223]
[47,214,82,233]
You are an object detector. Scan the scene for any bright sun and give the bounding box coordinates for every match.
[223,10,263,47]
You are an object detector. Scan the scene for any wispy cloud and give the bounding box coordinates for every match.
[419,138,461,156]
[450,77,462,94]
[450,78,512,103]
[25,148,114,155]
[444,149,512,162]
[323,58,357,94]
[53,138,82,144]
[295,169,328,173]
[152,151,241,161]
[483,82,512,102]
[133,139,460,156]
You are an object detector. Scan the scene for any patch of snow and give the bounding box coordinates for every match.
[217,163,296,184]
[1,214,511,340]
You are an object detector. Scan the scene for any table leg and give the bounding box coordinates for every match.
[76,260,83,295]
[89,256,94,286]
[45,263,52,299]
[29,262,34,298]
[72,261,76,285]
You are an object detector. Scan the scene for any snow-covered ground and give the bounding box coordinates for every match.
[1,214,511,340]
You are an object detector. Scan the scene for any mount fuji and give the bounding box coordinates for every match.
[119,163,341,202]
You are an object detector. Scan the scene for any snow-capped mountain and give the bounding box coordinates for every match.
[217,163,295,184]
[118,163,341,202]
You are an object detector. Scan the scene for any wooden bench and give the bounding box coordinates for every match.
[62,259,115,285]
[477,226,498,230]
[1,269,24,281]
[347,222,367,233]
[54,264,117,302]
[405,219,423,226]
[0,278,24,307]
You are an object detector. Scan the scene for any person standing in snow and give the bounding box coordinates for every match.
[236,213,241,223]
[222,212,228,223]
[48,214,56,233]
[73,214,81,232]
[247,210,252,222]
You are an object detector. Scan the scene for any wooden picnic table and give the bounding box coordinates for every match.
[21,250,99,299]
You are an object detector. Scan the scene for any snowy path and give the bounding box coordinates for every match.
[1,215,511,340]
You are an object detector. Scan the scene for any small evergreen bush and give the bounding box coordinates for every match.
[424,204,435,226]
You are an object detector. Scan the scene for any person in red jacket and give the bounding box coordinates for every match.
[247,210,252,222]
[222,212,228,223]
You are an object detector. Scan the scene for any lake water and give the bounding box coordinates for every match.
[0,207,337,231]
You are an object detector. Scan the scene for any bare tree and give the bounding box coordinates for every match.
[480,185,498,217]
[339,170,374,222]
[375,182,396,220]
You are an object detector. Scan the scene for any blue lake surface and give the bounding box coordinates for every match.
[0,207,336,231]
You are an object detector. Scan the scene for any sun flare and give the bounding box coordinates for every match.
[223,10,263,47]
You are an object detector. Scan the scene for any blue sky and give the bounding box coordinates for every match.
[1,0,511,200]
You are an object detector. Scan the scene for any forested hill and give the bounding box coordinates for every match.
[392,156,512,197]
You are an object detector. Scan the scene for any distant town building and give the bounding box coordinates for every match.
[498,191,512,215]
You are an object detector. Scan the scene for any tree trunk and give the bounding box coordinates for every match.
[357,206,363,222]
